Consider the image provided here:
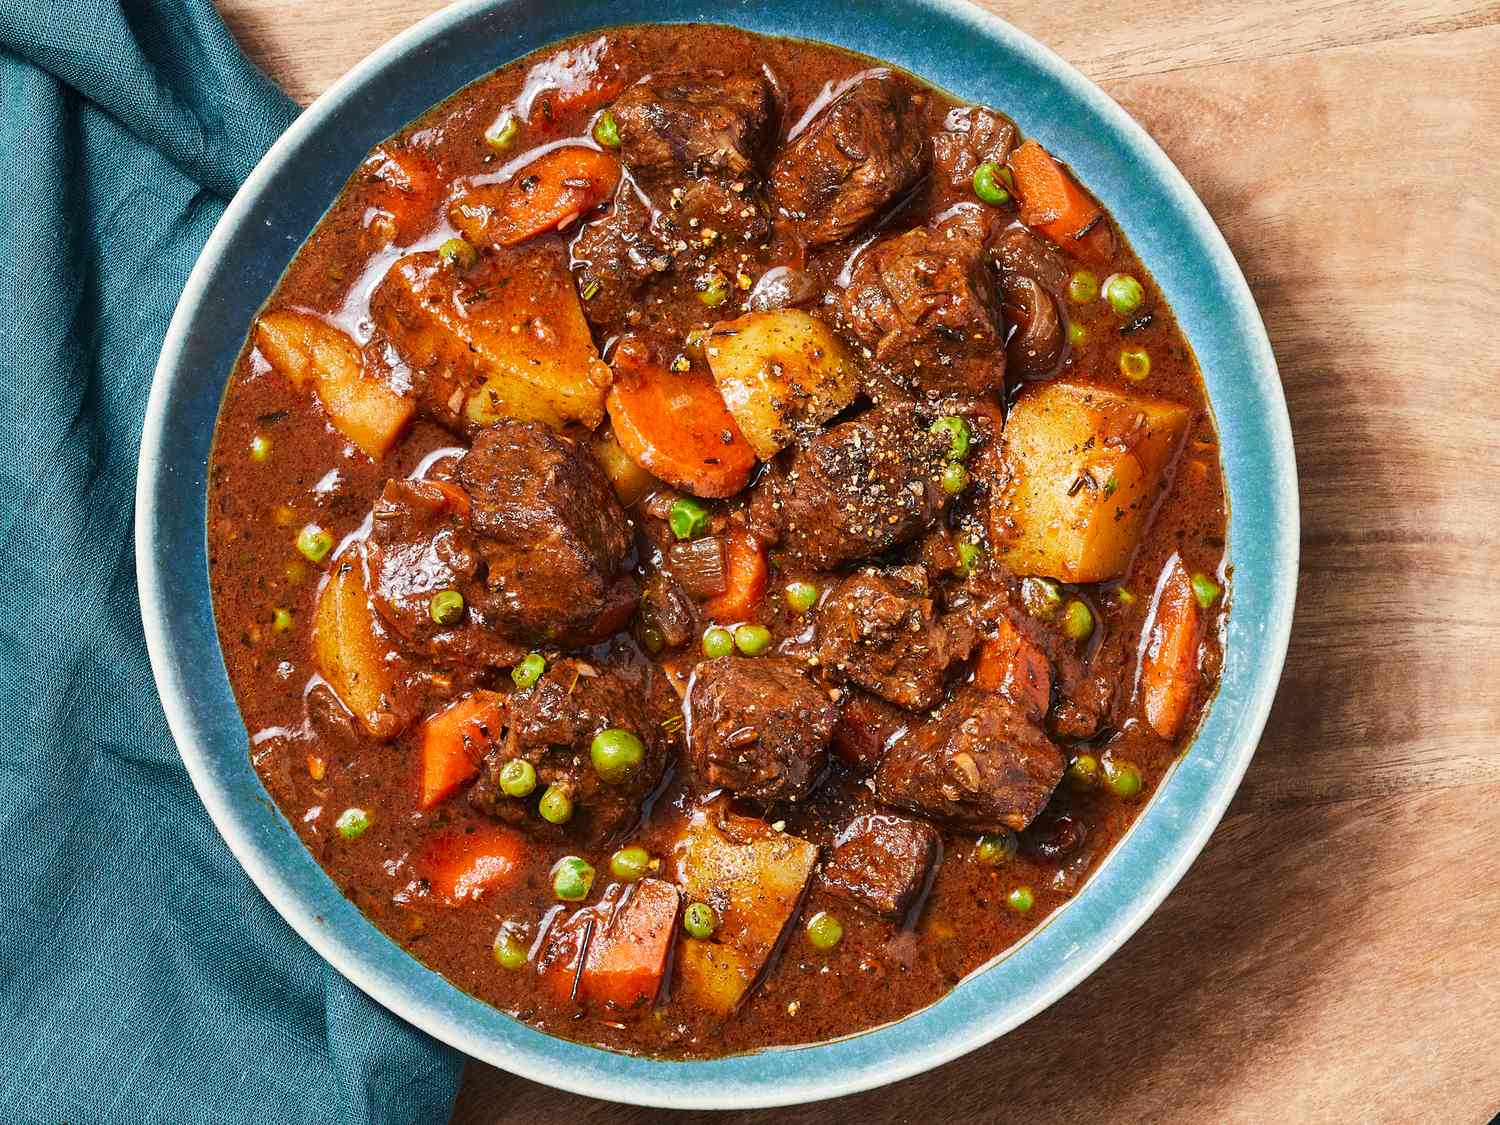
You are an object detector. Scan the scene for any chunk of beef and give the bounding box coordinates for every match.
[471,658,672,844]
[831,690,912,771]
[815,566,976,711]
[688,656,837,802]
[837,208,1005,399]
[636,564,698,652]
[991,227,1071,379]
[770,73,927,246]
[821,810,940,920]
[612,72,774,238]
[570,183,673,328]
[875,689,1064,832]
[457,421,638,645]
[931,106,1018,194]
[748,404,950,568]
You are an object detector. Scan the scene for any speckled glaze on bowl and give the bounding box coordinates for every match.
[137,0,1297,1108]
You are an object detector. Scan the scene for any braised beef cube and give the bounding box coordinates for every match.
[457,421,638,646]
[637,565,698,651]
[838,208,1006,399]
[821,811,940,920]
[931,106,1018,194]
[991,227,1071,379]
[748,404,949,568]
[688,656,837,802]
[831,690,911,771]
[472,659,672,845]
[875,690,1064,832]
[770,73,927,246]
[571,184,674,327]
[815,566,976,711]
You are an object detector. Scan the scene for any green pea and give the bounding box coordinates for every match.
[972,161,1012,206]
[538,782,574,825]
[591,728,646,784]
[1022,576,1063,617]
[683,901,717,939]
[1191,572,1222,609]
[592,109,621,148]
[1007,885,1036,914]
[438,237,477,270]
[1062,599,1094,641]
[1119,347,1151,383]
[335,807,370,840]
[1104,758,1143,800]
[1103,273,1145,317]
[668,496,710,540]
[975,830,1018,867]
[493,925,529,970]
[1067,269,1100,304]
[940,462,971,496]
[249,434,271,462]
[428,589,465,626]
[485,115,518,151]
[295,524,334,564]
[733,624,772,656]
[498,758,537,798]
[552,856,594,902]
[1067,321,1088,347]
[697,273,729,308]
[701,626,734,659]
[511,653,545,689]
[785,581,819,614]
[271,607,294,633]
[609,845,652,882]
[956,539,982,576]
[1066,753,1100,790]
[929,415,971,461]
[805,910,844,951]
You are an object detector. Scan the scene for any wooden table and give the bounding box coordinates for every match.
[217,2,1500,1119]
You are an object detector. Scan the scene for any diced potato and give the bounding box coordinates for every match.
[992,380,1191,583]
[705,309,860,459]
[373,242,610,433]
[589,425,659,507]
[674,805,818,1016]
[312,557,406,740]
[254,310,414,458]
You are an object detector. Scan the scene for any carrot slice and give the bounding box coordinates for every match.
[417,691,504,809]
[605,340,758,499]
[1008,139,1113,263]
[419,823,529,906]
[363,146,444,245]
[577,879,679,1016]
[536,906,597,1004]
[973,618,1052,723]
[449,146,620,249]
[1139,556,1203,738]
[701,529,768,622]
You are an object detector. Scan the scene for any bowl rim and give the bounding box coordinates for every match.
[136,0,1297,1109]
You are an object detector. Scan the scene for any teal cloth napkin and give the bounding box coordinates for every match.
[0,1,464,1120]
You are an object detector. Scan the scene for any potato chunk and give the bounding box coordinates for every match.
[254,310,414,458]
[312,557,408,740]
[372,241,610,433]
[705,309,860,459]
[673,804,818,1016]
[992,381,1190,583]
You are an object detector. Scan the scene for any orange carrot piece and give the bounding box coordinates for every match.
[536,906,597,1004]
[417,691,504,809]
[363,146,444,244]
[577,879,679,1015]
[1140,556,1203,738]
[449,146,620,249]
[1008,139,1112,263]
[605,341,757,499]
[701,529,768,623]
[973,618,1052,723]
[419,823,529,906]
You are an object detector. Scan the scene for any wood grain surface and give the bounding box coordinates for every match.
[213,2,1500,1120]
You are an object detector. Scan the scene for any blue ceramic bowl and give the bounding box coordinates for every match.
[137,0,1296,1108]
